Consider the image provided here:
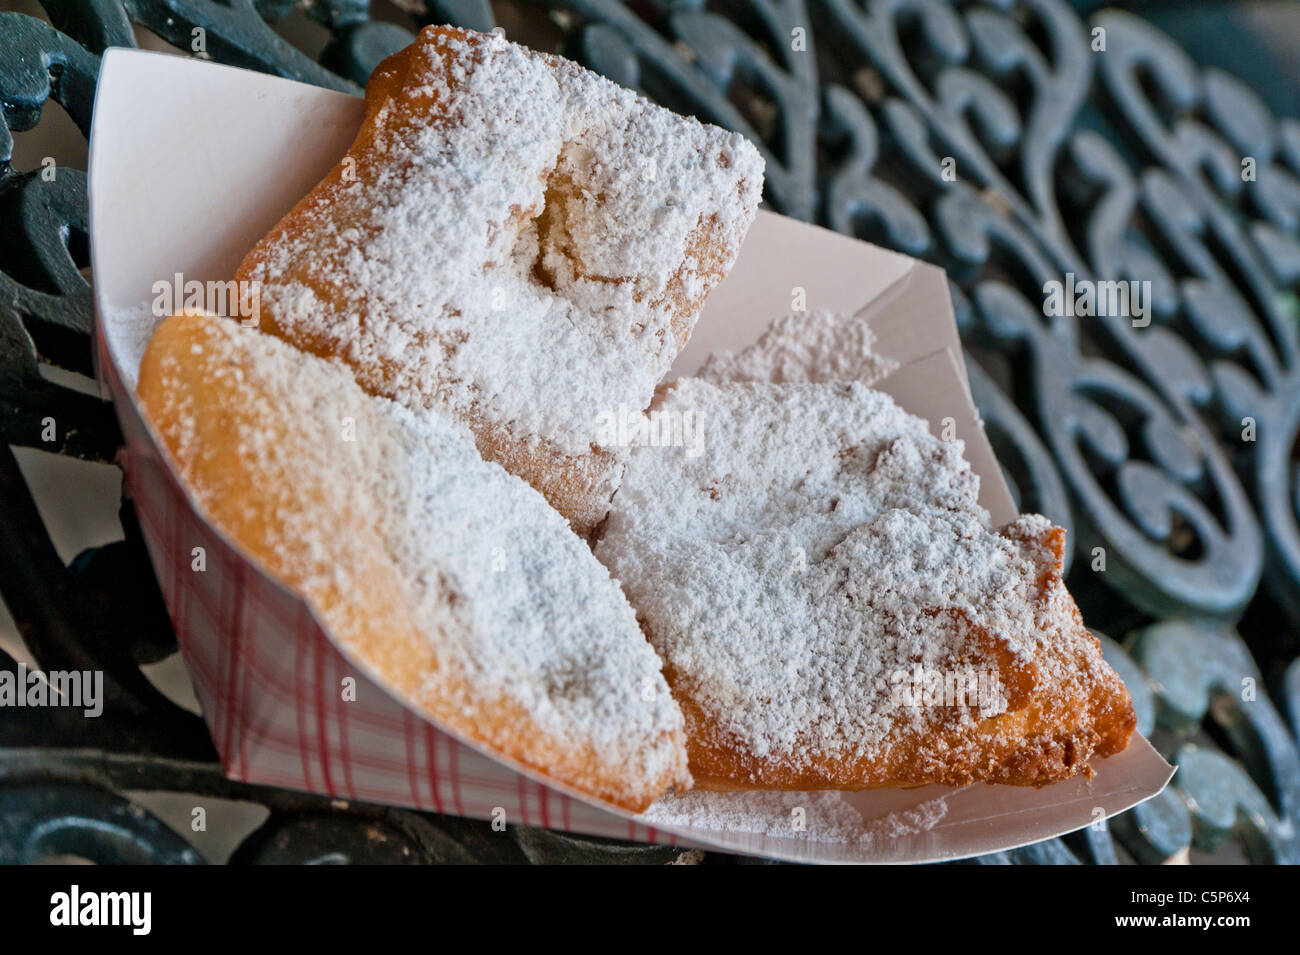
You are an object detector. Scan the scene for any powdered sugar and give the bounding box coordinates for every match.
[375,397,686,785]
[698,309,898,386]
[598,377,1062,774]
[644,790,870,845]
[642,789,949,847]
[146,319,687,797]
[101,302,164,388]
[858,796,950,845]
[244,27,764,456]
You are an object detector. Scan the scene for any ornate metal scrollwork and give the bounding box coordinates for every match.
[2,0,1298,864]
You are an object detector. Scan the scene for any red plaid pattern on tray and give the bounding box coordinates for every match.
[95,330,674,846]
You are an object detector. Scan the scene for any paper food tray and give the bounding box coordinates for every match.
[87,47,1173,864]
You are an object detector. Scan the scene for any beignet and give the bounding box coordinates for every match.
[236,25,764,534]
[596,378,1135,791]
[138,312,689,811]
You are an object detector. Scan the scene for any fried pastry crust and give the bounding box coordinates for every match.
[596,378,1136,792]
[684,525,1136,791]
[137,312,689,812]
[235,26,763,535]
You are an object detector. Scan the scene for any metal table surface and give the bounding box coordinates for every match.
[1,0,1297,864]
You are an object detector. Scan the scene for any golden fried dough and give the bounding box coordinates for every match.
[236,26,764,534]
[138,312,689,811]
[596,378,1135,791]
